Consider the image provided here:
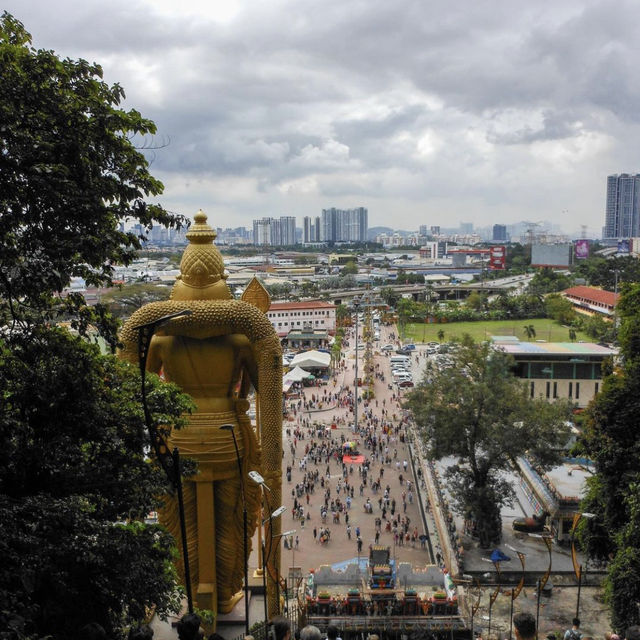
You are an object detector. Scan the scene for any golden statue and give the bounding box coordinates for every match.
[120,211,282,618]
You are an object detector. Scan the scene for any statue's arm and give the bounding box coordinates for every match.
[146,336,165,374]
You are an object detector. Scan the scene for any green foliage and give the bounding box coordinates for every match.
[465,291,487,312]
[379,286,400,308]
[0,14,195,639]
[341,260,359,275]
[0,329,194,638]
[544,293,577,325]
[101,282,172,318]
[406,338,570,546]
[574,255,640,290]
[582,283,640,629]
[0,13,184,344]
[527,267,573,295]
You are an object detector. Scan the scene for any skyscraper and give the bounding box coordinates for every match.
[604,173,640,239]
[493,224,507,242]
[280,216,296,245]
[252,216,296,245]
[320,207,368,242]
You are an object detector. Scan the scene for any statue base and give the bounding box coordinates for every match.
[218,590,244,614]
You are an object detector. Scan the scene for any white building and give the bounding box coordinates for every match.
[266,301,336,338]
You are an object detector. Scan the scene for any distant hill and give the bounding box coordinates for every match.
[367,227,393,240]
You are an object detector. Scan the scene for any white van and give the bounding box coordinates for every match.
[390,355,410,366]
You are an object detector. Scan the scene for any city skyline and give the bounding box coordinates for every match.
[9,0,640,237]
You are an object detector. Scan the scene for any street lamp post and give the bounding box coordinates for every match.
[529,533,553,640]
[272,529,296,615]
[505,545,526,640]
[220,424,249,635]
[571,512,596,619]
[133,309,194,613]
[353,297,360,433]
[249,471,286,621]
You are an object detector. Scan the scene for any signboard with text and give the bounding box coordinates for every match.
[489,245,506,269]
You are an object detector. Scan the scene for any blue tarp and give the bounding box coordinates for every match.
[490,549,511,563]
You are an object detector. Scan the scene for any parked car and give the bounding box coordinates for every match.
[398,380,414,388]
[395,348,411,356]
[403,344,416,351]
[381,344,394,351]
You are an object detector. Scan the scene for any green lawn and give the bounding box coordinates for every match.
[403,318,588,343]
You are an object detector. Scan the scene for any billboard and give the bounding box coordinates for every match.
[489,245,506,270]
[531,244,573,268]
[618,239,630,254]
[574,239,589,260]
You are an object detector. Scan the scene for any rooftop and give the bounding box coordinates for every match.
[493,339,617,357]
[562,285,620,307]
[268,300,336,310]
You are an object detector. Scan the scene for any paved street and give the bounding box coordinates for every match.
[251,322,439,582]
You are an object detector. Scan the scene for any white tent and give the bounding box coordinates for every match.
[290,350,331,370]
[287,366,313,382]
[283,366,313,392]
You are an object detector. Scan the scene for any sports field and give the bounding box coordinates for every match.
[402,318,588,343]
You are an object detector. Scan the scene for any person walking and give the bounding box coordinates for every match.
[564,619,582,640]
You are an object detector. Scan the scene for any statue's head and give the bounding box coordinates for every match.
[171,210,232,301]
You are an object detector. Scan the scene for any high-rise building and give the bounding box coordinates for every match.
[253,218,272,245]
[430,226,441,236]
[320,207,368,242]
[419,225,428,236]
[253,216,297,245]
[493,224,507,242]
[460,222,473,234]
[280,216,296,245]
[604,173,640,239]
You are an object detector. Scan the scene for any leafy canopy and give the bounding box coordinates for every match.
[0,12,183,342]
[0,329,194,639]
[0,14,193,639]
[406,337,570,546]
[581,283,640,630]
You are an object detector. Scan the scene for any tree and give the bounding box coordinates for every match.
[527,267,572,295]
[0,14,192,638]
[101,282,171,318]
[341,260,359,275]
[568,328,577,342]
[545,293,577,325]
[380,286,400,308]
[465,291,487,312]
[523,324,536,341]
[0,12,184,346]
[0,329,194,638]
[581,283,640,630]
[406,338,570,547]
[437,329,445,342]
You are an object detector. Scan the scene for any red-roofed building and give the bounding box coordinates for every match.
[561,286,620,317]
[267,300,336,338]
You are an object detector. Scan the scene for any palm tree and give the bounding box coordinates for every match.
[568,328,577,342]
[523,324,536,341]
[437,329,445,342]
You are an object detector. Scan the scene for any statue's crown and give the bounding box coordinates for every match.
[171,210,231,300]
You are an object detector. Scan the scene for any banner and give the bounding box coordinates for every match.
[618,239,630,254]
[489,245,506,270]
[575,239,589,259]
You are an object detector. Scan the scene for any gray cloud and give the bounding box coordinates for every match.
[6,0,640,234]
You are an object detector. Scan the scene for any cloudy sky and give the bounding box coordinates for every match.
[7,0,640,236]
